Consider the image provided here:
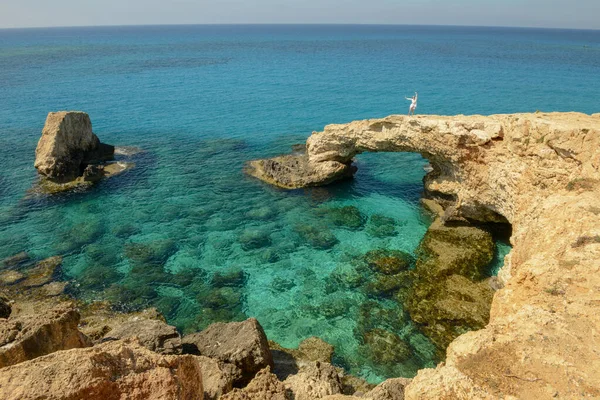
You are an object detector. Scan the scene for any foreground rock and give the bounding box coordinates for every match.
[220,367,288,400]
[182,318,274,386]
[283,361,343,400]
[101,318,182,355]
[0,339,203,400]
[0,303,90,368]
[248,112,600,398]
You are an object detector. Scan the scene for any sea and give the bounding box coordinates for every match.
[1,25,599,382]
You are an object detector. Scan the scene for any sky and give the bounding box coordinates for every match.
[0,0,599,30]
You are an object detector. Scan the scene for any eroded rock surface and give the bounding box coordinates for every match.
[102,318,182,355]
[0,303,90,368]
[35,111,114,182]
[182,318,274,386]
[220,367,289,400]
[248,112,600,398]
[0,339,203,400]
[283,361,343,400]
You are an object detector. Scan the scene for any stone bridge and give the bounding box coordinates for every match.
[247,112,600,398]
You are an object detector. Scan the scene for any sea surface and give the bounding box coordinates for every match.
[1,25,599,382]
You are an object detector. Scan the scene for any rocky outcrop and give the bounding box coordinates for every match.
[101,318,182,355]
[35,111,114,182]
[283,361,343,400]
[248,112,600,398]
[0,303,90,368]
[195,355,238,400]
[182,318,274,386]
[0,339,203,400]
[220,367,289,400]
[32,111,134,194]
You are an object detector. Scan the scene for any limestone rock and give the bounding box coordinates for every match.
[283,361,343,400]
[19,256,62,288]
[34,111,114,183]
[182,318,274,385]
[195,355,237,400]
[0,270,25,285]
[0,303,90,367]
[220,367,289,400]
[102,318,182,355]
[247,112,600,397]
[0,339,203,400]
[245,154,355,189]
[365,378,411,400]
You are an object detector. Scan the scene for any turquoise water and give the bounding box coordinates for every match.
[1,25,599,382]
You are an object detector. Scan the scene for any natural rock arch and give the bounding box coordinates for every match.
[247,112,600,398]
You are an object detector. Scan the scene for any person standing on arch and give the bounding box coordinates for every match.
[405,91,418,116]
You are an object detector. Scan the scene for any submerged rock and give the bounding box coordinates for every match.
[20,256,62,288]
[321,205,366,229]
[294,224,338,249]
[366,214,398,238]
[239,229,272,251]
[182,318,274,386]
[364,249,413,275]
[362,328,413,365]
[404,219,496,352]
[2,251,31,268]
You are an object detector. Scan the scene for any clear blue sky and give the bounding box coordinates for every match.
[1,0,599,30]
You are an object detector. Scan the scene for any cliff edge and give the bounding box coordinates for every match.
[248,112,600,399]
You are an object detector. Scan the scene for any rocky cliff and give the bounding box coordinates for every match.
[248,112,600,399]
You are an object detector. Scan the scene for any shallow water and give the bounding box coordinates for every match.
[1,25,599,382]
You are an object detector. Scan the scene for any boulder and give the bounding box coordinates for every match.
[364,378,411,400]
[34,111,114,183]
[0,270,25,285]
[0,303,91,367]
[195,355,238,400]
[182,318,274,385]
[269,337,334,381]
[283,361,343,400]
[220,367,289,400]
[102,318,182,355]
[0,339,203,400]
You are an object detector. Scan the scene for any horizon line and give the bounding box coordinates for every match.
[1,22,599,32]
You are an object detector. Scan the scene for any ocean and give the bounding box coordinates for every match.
[0,24,598,382]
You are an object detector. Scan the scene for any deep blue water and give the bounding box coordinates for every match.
[1,25,598,382]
